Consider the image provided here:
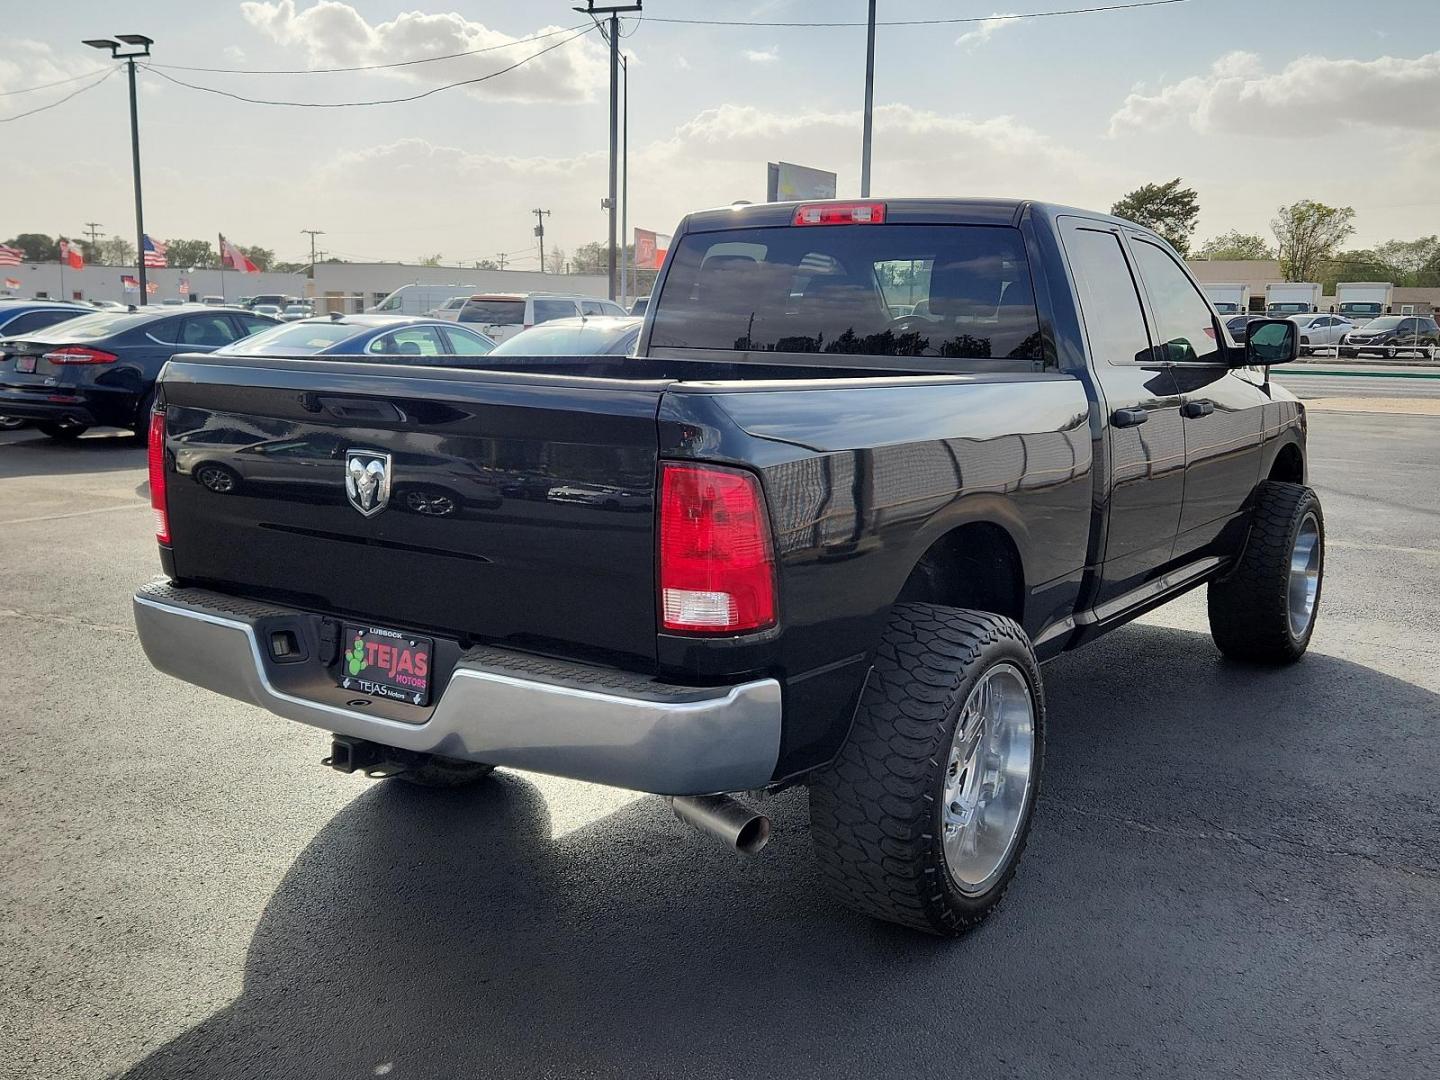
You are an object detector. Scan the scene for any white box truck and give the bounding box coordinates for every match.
[1335,282,1392,324]
[1204,283,1250,315]
[1265,282,1320,317]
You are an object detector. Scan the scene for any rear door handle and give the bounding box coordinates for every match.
[1111,408,1149,428]
[1182,400,1215,418]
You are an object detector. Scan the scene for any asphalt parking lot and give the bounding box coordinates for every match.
[4,382,1439,1079]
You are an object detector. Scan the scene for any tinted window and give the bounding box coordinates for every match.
[368,326,445,356]
[459,299,524,324]
[25,311,151,342]
[650,224,1044,364]
[580,300,607,316]
[0,309,81,335]
[533,299,578,325]
[235,315,275,336]
[1131,238,1220,364]
[1358,317,1404,331]
[223,322,354,355]
[180,315,240,347]
[441,326,494,355]
[1064,228,1153,366]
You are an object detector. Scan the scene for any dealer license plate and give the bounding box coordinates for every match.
[338,624,432,706]
[16,355,36,373]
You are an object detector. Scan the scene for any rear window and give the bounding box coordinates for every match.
[222,322,354,354]
[459,299,525,324]
[22,311,153,342]
[650,224,1044,364]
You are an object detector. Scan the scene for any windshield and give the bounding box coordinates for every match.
[219,321,355,355]
[650,224,1044,364]
[459,299,525,325]
[19,311,153,342]
[1357,317,1404,331]
[1268,303,1308,313]
[490,318,640,356]
[1339,303,1382,315]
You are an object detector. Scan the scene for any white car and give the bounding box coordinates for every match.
[1288,313,1354,355]
[453,293,628,343]
[280,303,314,322]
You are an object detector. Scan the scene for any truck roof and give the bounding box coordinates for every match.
[680,197,1146,233]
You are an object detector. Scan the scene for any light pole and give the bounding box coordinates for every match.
[83,34,153,304]
[620,52,628,305]
[860,1,876,198]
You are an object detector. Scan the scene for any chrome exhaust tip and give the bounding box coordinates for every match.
[666,794,771,855]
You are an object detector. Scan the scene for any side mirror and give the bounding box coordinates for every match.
[1243,318,1299,366]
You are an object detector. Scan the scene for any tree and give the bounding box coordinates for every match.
[239,245,274,272]
[1110,178,1199,255]
[1271,200,1355,283]
[1195,230,1275,261]
[473,258,499,270]
[546,247,567,275]
[416,253,443,267]
[3,233,56,261]
[1373,236,1440,281]
[569,241,607,275]
[271,260,308,274]
[97,235,136,265]
[165,238,217,269]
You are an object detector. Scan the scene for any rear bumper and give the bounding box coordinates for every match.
[0,385,132,426]
[132,581,782,795]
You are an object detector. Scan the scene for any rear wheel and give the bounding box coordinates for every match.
[38,421,88,442]
[809,604,1044,936]
[1208,481,1323,664]
[0,416,27,430]
[195,463,240,494]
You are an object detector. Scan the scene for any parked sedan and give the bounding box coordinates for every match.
[216,313,495,359]
[1338,315,1440,358]
[0,301,96,427]
[280,303,314,322]
[488,316,642,357]
[1288,313,1354,355]
[0,306,278,440]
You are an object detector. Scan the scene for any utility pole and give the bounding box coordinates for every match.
[860,0,876,198]
[575,1,642,299]
[497,252,507,271]
[620,52,628,305]
[532,207,551,273]
[83,33,154,303]
[83,222,103,251]
[300,228,324,278]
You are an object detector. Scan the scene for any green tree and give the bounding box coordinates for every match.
[239,245,274,272]
[3,233,56,261]
[416,253,443,267]
[97,235,136,265]
[569,241,607,275]
[271,260,308,274]
[1110,178,1200,255]
[165,238,217,269]
[1195,230,1275,261]
[473,258,499,270]
[1318,250,1392,294]
[1271,200,1355,282]
[1373,236,1440,282]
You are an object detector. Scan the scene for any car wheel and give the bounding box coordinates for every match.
[38,422,89,442]
[1208,481,1323,665]
[195,463,241,494]
[0,416,28,430]
[808,603,1044,936]
[392,756,496,788]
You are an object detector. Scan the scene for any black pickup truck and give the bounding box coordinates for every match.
[133,199,1321,936]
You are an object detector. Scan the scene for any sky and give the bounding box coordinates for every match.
[3,0,1438,269]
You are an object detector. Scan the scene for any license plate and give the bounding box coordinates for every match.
[338,624,432,706]
[16,355,36,373]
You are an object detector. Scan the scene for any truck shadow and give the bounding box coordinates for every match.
[0,429,144,479]
[117,623,1440,1079]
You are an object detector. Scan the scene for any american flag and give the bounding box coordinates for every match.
[0,244,22,267]
[142,234,168,268]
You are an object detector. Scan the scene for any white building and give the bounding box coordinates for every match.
[309,262,612,313]
[0,262,305,304]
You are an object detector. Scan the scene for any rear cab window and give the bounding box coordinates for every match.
[649,224,1045,367]
[533,299,579,325]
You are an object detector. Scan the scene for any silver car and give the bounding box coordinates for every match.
[1288,313,1354,355]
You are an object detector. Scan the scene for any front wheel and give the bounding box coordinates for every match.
[809,604,1044,936]
[1208,481,1324,664]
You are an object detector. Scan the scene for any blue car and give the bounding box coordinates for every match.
[0,300,97,428]
[217,313,495,360]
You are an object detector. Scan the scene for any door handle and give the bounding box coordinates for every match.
[1182,400,1215,419]
[1111,408,1149,428]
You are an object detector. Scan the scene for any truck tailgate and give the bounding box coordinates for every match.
[157,355,668,665]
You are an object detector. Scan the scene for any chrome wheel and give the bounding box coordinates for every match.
[197,466,236,494]
[940,662,1035,895]
[1288,512,1321,639]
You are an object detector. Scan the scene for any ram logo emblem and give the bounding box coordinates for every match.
[345,450,392,517]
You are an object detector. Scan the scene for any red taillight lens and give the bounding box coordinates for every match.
[659,462,776,633]
[43,346,118,365]
[792,201,886,226]
[148,407,170,545]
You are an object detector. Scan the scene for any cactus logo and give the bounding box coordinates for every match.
[344,449,391,517]
[343,634,366,677]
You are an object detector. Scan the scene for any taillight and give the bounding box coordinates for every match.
[44,346,117,365]
[658,462,776,634]
[793,201,886,226]
[148,406,170,545]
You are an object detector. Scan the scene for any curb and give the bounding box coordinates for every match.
[1282,368,1440,380]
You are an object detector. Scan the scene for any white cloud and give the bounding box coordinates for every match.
[744,47,779,64]
[0,40,89,94]
[239,0,609,103]
[1110,49,1440,136]
[223,46,247,63]
[955,14,1016,50]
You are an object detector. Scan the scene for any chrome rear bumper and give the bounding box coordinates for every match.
[133,582,782,795]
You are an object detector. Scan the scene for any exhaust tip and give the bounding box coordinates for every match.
[667,794,772,856]
[734,813,771,855]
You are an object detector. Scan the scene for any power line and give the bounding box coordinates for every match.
[137,24,600,108]
[641,0,1191,27]
[0,67,118,124]
[0,68,112,96]
[149,22,592,75]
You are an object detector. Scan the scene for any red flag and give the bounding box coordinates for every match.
[59,240,84,269]
[220,234,259,274]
